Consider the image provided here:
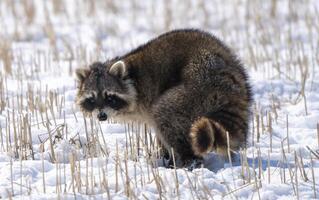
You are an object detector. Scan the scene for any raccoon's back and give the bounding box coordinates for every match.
[125,29,236,65]
[121,29,251,105]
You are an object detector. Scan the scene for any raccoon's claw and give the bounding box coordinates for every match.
[185,158,203,171]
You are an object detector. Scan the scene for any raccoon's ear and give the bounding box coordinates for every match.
[75,68,90,82]
[109,60,127,78]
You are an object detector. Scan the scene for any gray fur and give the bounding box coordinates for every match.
[76,29,252,168]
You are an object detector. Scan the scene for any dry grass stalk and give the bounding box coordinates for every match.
[124,149,130,197]
[310,155,317,199]
[115,140,119,192]
[257,148,263,180]
[85,156,89,194]
[69,153,75,194]
[22,0,35,25]
[243,148,251,183]
[52,0,64,14]
[294,151,300,200]
[6,114,10,152]
[0,76,5,113]
[256,113,260,143]
[10,156,14,196]
[268,112,273,152]
[182,170,196,200]
[261,111,265,136]
[286,115,290,153]
[306,146,319,159]
[43,5,58,60]
[55,155,60,194]
[90,156,94,195]
[77,158,82,192]
[226,131,236,189]
[0,121,4,151]
[280,141,286,183]
[0,40,12,75]
[239,150,245,182]
[295,151,308,183]
[267,150,270,184]
[0,0,318,198]
[45,122,56,162]
[171,148,180,199]
[41,151,46,193]
[19,156,22,195]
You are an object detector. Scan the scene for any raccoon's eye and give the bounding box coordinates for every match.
[87,97,95,103]
[81,97,96,111]
[106,96,116,105]
[105,95,127,110]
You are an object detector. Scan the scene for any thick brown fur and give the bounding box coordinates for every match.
[75,29,253,168]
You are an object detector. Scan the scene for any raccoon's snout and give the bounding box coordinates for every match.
[97,111,108,121]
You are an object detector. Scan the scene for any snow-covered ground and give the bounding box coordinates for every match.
[0,0,318,199]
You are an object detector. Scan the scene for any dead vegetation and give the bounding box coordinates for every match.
[0,0,318,199]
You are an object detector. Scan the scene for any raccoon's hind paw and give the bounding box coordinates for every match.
[190,117,215,156]
[165,157,184,169]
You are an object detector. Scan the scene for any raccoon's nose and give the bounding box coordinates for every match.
[97,112,108,121]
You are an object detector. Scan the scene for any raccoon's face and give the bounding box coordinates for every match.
[75,61,137,121]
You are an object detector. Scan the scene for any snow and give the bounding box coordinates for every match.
[0,0,319,199]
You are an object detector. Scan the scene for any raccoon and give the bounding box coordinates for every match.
[75,29,252,168]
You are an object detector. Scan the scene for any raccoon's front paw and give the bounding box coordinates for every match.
[184,158,204,171]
